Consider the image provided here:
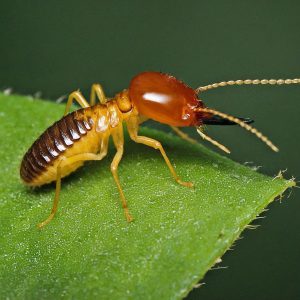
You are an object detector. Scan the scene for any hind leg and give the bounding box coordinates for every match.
[38,150,108,228]
[64,91,89,116]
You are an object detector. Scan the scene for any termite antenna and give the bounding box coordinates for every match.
[195,78,300,93]
[194,107,279,152]
[196,127,231,154]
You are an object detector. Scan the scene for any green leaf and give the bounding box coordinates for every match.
[0,93,294,299]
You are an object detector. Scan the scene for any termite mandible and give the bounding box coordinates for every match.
[20,72,300,228]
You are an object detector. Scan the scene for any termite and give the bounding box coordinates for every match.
[20,72,300,228]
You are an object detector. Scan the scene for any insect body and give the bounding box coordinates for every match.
[20,72,300,228]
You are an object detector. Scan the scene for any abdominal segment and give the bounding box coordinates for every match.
[20,108,99,186]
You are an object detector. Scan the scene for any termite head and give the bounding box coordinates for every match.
[129,72,199,126]
[115,90,132,113]
[128,71,251,127]
[129,71,278,152]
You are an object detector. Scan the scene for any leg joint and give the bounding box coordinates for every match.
[92,83,101,89]
[69,91,80,97]
[110,164,117,172]
[154,141,161,149]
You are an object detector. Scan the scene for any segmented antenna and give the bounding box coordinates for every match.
[194,107,279,152]
[195,78,300,93]
[196,128,230,154]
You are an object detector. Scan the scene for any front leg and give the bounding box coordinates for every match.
[126,116,193,188]
[170,126,198,145]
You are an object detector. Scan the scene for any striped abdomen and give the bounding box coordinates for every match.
[20,108,96,186]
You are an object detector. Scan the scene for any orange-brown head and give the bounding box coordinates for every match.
[128,72,280,152]
[128,71,278,152]
[128,71,251,127]
[129,72,205,127]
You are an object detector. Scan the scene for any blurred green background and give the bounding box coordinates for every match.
[0,1,299,299]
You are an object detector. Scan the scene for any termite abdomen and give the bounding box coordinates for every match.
[20,109,93,185]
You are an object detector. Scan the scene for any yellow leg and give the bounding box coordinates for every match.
[170,126,198,145]
[172,125,231,154]
[37,149,108,229]
[64,91,89,116]
[38,161,63,228]
[111,125,133,222]
[90,83,107,106]
[127,117,193,188]
[196,128,230,154]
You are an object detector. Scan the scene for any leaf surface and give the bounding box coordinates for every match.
[0,94,294,299]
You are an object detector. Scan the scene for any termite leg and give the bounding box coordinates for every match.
[172,125,231,154]
[90,83,107,106]
[170,126,198,145]
[37,151,108,229]
[37,160,63,228]
[64,91,89,116]
[111,124,133,222]
[127,117,193,188]
[196,128,231,154]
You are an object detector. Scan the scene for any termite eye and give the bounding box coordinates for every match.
[116,91,132,113]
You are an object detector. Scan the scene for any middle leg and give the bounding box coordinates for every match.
[111,124,133,222]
